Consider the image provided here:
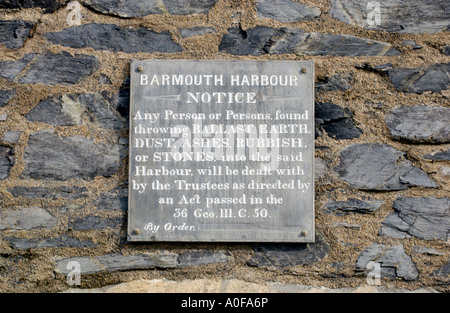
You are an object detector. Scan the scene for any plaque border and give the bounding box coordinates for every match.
[127,59,315,243]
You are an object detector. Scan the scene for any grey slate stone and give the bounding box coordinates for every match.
[0,207,57,230]
[102,78,130,123]
[256,0,321,23]
[83,0,218,17]
[95,186,128,210]
[22,130,123,181]
[335,143,438,191]
[270,30,400,56]
[356,244,419,281]
[82,0,165,17]
[247,233,329,268]
[0,146,14,180]
[403,40,422,50]
[0,52,99,85]
[55,252,179,274]
[431,262,450,277]
[315,102,362,140]
[387,63,450,94]
[380,197,449,241]
[26,93,126,129]
[179,26,216,37]
[424,149,450,161]
[2,131,21,144]
[163,0,217,15]
[68,215,124,230]
[7,186,88,199]
[412,246,444,256]
[316,73,354,92]
[0,0,65,12]
[321,118,362,140]
[0,53,37,82]
[219,27,399,56]
[0,89,15,107]
[333,223,361,230]
[443,46,450,56]
[323,199,383,216]
[330,0,450,34]
[386,105,450,144]
[0,20,34,49]
[178,251,230,267]
[44,23,182,53]
[26,95,83,127]
[19,52,100,85]
[5,235,96,249]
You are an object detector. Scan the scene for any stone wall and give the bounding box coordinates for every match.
[0,0,448,293]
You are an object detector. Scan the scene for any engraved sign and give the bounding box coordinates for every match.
[128,60,314,242]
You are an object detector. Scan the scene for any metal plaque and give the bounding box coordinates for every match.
[128,60,315,242]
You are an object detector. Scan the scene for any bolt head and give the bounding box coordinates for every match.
[137,66,144,72]
[301,230,308,236]
[133,228,141,235]
[301,67,308,73]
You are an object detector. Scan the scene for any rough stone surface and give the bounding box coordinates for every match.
[412,246,444,256]
[256,0,321,23]
[178,251,230,267]
[0,20,34,49]
[316,73,354,92]
[4,235,96,249]
[386,105,450,144]
[323,199,383,216]
[0,0,448,294]
[2,131,21,144]
[247,234,329,268]
[44,23,182,53]
[0,53,37,82]
[424,149,450,161]
[55,252,179,274]
[0,89,15,107]
[62,279,439,293]
[335,144,438,191]
[68,215,124,230]
[22,130,123,181]
[83,0,218,17]
[403,40,423,50]
[334,223,361,230]
[163,0,218,15]
[387,63,450,94]
[330,0,450,34]
[444,46,450,56]
[431,262,450,277]
[0,52,99,85]
[95,186,128,210]
[26,93,126,129]
[219,27,399,56]
[7,186,88,199]
[82,0,164,17]
[21,52,99,85]
[356,244,419,281]
[0,0,65,12]
[380,197,449,241]
[179,26,216,37]
[441,167,450,177]
[0,146,14,180]
[315,102,362,140]
[0,207,57,230]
